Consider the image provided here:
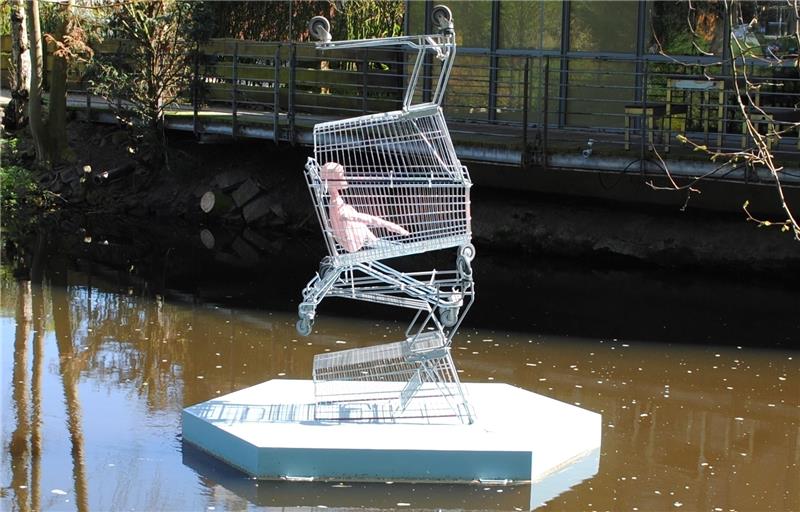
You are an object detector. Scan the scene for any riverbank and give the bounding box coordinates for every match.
[2,124,798,276]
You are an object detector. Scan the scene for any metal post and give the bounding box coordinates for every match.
[522,56,529,157]
[422,0,433,103]
[543,56,550,171]
[721,2,733,149]
[633,0,647,104]
[557,1,571,129]
[232,42,239,139]
[192,52,199,136]
[273,44,281,144]
[640,60,648,167]
[488,0,500,122]
[289,43,296,144]
[363,52,368,114]
[85,90,91,122]
[635,0,648,162]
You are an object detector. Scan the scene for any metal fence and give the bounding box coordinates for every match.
[5,34,797,184]
[191,41,800,174]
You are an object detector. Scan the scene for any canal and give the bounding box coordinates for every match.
[1,218,798,511]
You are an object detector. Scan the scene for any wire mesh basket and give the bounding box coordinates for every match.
[306,108,472,267]
[313,331,471,422]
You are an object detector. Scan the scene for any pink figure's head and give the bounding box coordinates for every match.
[320,162,347,191]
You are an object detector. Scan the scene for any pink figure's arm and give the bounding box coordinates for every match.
[339,208,410,236]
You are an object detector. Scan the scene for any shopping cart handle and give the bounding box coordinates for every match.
[305,157,321,180]
[313,34,452,55]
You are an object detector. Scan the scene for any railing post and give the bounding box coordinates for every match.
[362,52,368,114]
[488,0,500,122]
[543,56,549,171]
[192,51,199,136]
[232,41,239,139]
[86,89,91,122]
[522,56,529,162]
[422,3,432,103]
[273,44,281,144]
[639,58,648,164]
[289,43,296,144]
[558,1,570,128]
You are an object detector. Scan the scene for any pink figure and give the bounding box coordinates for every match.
[320,162,410,253]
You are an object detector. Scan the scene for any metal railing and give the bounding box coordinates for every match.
[59,38,800,184]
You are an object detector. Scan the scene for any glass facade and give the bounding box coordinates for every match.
[498,1,562,50]
[569,1,637,53]
[648,1,725,56]
[403,1,796,131]
[565,60,637,128]
[445,55,492,121]
[447,1,493,48]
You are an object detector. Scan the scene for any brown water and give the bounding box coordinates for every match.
[1,235,799,511]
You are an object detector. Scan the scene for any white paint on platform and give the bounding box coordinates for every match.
[182,379,601,491]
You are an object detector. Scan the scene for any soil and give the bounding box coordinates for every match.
[12,121,314,231]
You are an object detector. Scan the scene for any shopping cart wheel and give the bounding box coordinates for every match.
[459,243,476,262]
[457,254,473,278]
[308,16,331,42]
[296,317,313,336]
[440,306,459,327]
[432,5,453,31]
[319,256,335,279]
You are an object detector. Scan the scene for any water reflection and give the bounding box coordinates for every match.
[51,258,89,512]
[30,280,43,512]
[183,442,537,510]
[1,226,799,511]
[10,280,31,512]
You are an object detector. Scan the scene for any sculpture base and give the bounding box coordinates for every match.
[182,379,600,488]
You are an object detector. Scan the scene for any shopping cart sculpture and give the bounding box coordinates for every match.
[298,6,475,424]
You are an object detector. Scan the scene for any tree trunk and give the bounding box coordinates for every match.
[25,0,49,167]
[47,0,73,163]
[5,0,31,129]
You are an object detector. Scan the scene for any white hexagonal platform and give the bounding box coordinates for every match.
[182,379,601,490]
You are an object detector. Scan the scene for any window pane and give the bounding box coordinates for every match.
[648,1,725,56]
[566,59,637,128]
[448,1,492,48]
[495,56,559,125]
[570,1,637,53]
[499,1,562,50]
[407,0,425,35]
[444,55,491,121]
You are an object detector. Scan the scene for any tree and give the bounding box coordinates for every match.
[331,0,404,41]
[205,0,404,42]
[730,0,800,239]
[23,0,88,168]
[45,0,74,164]
[206,1,330,41]
[3,0,30,130]
[25,0,47,165]
[651,0,800,240]
[89,0,214,168]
